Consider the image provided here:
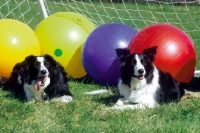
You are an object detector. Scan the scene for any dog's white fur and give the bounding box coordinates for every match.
[194,70,200,77]
[24,79,49,102]
[36,57,50,78]
[23,57,73,103]
[112,66,160,110]
[110,47,185,110]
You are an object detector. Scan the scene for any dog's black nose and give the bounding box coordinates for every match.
[41,70,47,75]
[138,69,144,74]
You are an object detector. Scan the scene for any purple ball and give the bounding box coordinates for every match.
[82,23,138,86]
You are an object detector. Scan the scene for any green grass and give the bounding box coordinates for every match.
[0,0,200,66]
[0,1,200,132]
[1,81,200,133]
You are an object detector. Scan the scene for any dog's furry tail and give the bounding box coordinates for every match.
[0,76,9,88]
[84,89,110,95]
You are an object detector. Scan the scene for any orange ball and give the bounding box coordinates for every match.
[129,24,197,84]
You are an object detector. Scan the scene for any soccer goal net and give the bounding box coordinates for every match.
[0,0,200,66]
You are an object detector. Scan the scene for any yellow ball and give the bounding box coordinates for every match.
[0,19,41,78]
[35,12,95,78]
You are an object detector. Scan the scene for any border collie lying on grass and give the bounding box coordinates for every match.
[111,46,186,110]
[86,46,188,110]
[0,54,73,103]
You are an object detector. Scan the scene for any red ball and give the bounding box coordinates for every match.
[129,24,197,84]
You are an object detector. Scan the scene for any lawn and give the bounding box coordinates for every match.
[1,80,200,132]
[0,0,200,132]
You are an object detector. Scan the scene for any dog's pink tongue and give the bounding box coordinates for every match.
[35,78,43,91]
[35,81,42,91]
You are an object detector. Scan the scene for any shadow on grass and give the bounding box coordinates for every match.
[69,75,95,84]
[69,75,118,87]
[90,94,122,106]
[0,76,26,102]
[2,89,26,102]
[98,95,121,106]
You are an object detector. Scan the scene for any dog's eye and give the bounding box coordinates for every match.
[141,59,146,65]
[33,62,40,67]
[44,62,49,67]
[132,59,136,65]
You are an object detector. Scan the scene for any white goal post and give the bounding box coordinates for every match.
[38,0,48,18]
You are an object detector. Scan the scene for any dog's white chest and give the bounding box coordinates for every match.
[118,78,159,108]
[130,86,157,107]
[23,78,50,102]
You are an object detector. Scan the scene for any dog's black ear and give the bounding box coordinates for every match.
[12,55,35,84]
[11,63,25,84]
[44,54,69,86]
[115,48,130,63]
[17,55,36,69]
[24,55,36,73]
[143,46,158,62]
[44,54,67,75]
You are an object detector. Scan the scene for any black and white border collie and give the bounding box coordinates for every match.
[1,54,73,103]
[111,46,185,110]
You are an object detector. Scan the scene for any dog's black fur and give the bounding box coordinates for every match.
[112,46,186,109]
[0,54,73,102]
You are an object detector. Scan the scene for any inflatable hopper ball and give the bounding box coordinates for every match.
[0,19,41,78]
[35,12,95,78]
[129,24,197,84]
[82,23,138,86]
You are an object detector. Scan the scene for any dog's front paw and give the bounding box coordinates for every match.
[116,99,124,106]
[194,70,200,78]
[105,105,125,111]
[106,104,146,111]
[26,99,36,104]
[61,95,73,103]
[50,95,73,103]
